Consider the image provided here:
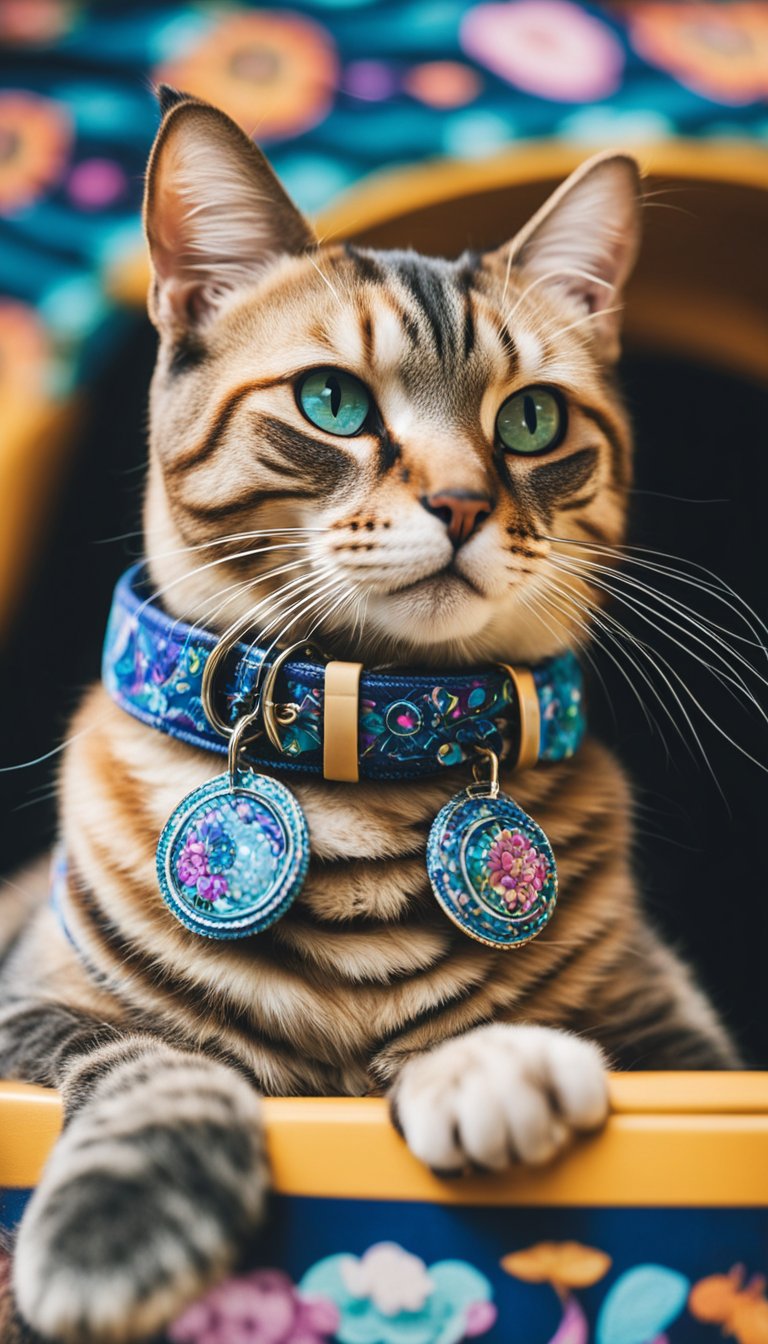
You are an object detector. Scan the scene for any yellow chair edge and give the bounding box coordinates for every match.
[1,1075,767,1206]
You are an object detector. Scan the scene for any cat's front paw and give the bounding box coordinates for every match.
[13,1053,267,1343]
[390,1023,608,1174]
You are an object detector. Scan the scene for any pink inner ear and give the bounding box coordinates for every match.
[583,272,617,316]
[148,149,204,288]
[185,286,212,325]
[144,107,316,335]
[500,155,640,351]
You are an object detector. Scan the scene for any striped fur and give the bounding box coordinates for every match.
[0,94,738,1343]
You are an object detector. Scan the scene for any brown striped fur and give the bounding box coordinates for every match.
[0,91,738,1343]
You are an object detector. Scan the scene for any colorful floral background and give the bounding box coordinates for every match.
[2,1182,768,1341]
[2,1227,768,1343]
[0,0,767,406]
[162,1236,768,1344]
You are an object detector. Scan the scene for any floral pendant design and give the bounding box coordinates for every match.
[426,785,557,948]
[156,769,309,939]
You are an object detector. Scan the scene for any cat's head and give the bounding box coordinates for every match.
[143,89,640,668]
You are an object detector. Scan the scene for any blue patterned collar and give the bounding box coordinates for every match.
[102,564,585,782]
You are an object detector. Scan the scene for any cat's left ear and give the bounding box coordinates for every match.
[144,86,316,335]
[491,151,642,361]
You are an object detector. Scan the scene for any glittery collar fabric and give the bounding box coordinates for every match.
[102,565,585,781]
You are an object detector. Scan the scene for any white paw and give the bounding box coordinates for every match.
[391,1024,608,1172]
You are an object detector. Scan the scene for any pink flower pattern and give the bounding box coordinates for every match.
[175,809,236,902]
[169,1268,339,1344]
[176,840,209,889]
[486,828,549,912]
[460,0,625,103]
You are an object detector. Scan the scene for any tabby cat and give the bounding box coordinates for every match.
[0,89,738,1344]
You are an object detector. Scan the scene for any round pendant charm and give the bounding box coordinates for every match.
[427,787,557,949]
[156,770,309,939]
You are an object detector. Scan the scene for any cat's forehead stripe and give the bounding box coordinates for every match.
[346,246,477,367]
[359,310,374,370]
[343,244,385,286]
[392,258,451,360]
[461,288,475,360]
[345,248,524,390]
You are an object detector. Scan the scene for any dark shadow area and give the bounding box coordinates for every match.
[0,319,765,1062]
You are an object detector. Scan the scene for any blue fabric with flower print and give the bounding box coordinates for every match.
[102,565,585,781]
[3,2,767,420]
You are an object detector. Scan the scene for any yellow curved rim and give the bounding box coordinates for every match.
[113,139,768,302]
[108,139,768,385]
[0,399,82,641]
[1,1074,767,1205]
[317,139,768,243]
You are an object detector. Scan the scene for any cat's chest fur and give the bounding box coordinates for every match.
[38,684,637,1094]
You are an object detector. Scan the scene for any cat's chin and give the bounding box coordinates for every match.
[362,571,493,655]
[328,575,576,668]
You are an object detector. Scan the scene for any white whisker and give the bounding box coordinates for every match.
[258,574,350,661]
[136,542,322,624]
[505,267,614,325]
[173,557,315,642]
[549,553,768,714]
[0,720,103,774]
[549,562,764,788]
[306,254,343,308]
[545,533,768,648]
[536,577,671,752]
[251,570,342,651]
[95,525,327,553]
[555,305,624,338]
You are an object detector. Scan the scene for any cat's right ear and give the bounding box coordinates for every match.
[144,87,315,335]
[487,151,641,362]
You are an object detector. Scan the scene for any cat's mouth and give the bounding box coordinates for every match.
[361,562,493,651]
[388,564,484,600]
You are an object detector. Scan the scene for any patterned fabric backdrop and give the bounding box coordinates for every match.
[1,0,767,410]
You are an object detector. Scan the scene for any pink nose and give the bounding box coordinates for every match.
[421,491,493,547]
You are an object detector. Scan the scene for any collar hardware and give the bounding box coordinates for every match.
[261,641,325,755]
[500,664,542,771]
[54,566,587,951]
[471,745,500,798]
[102,565,585,782]
[323,660,364,782]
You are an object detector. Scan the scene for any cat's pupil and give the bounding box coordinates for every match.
[524,396,537,435]
[327,376,342,419]
[297,368,370,436]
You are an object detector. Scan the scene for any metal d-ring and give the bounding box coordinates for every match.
[261,640,326,754]
[472,745,500,798]
[227,705,262,784]
[202,611,324,753]
[201,618,259,738]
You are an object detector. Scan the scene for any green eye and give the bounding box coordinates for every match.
[298,368,371,437]
[496,387,564,455]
